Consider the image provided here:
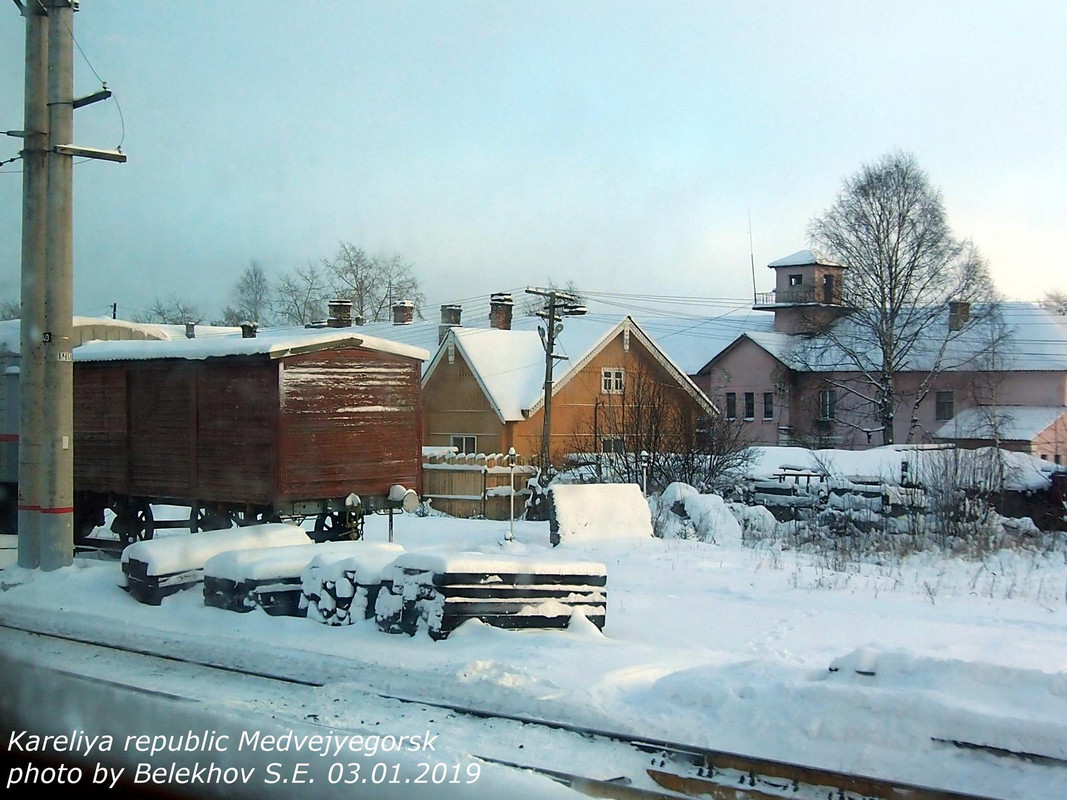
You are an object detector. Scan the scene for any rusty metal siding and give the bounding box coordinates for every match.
[278,348,422,501]
[73,364,129,493]
[194,360,277,504]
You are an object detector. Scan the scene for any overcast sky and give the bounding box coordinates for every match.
[1,1,1065,322]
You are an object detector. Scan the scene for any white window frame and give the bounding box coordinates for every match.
[601,367,624,394]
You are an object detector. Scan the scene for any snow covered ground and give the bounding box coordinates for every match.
[2,508,1066,799]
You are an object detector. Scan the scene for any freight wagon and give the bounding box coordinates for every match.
[45,327,425,544]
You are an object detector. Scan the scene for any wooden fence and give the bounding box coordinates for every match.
[421,452,538,520]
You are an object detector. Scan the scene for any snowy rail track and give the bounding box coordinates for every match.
[0,617,1007,800]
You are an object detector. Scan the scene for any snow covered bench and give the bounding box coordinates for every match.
[548,483,653,546]
[202,541,375,616]
[121,524,312,606]
[300,542,405,625]
[374,552,608,640]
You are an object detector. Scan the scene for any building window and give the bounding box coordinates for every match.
[1055,454,1062,466]
[451,435,477,454]
[725,392,737,420]
[601,367,624,394]
[601,437,625,454]
[763,392,774,420]
[935,391,954,421]
[744,392,755,420]
[819,390,836,420]
[789,274,803,286]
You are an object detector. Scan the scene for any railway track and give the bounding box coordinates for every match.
[0,618,1020,800]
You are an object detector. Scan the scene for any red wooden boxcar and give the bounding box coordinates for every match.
[72,330,426,543]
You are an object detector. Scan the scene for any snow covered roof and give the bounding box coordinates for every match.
[934,406,1067,442]
[425,315,715,423]
[0,316,223,357]
[768,249,842,268]
[704,302,1067,375]
[74,326,429,363]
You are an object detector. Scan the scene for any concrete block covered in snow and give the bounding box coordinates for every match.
[548,483,652,546]
[121,524,311,606]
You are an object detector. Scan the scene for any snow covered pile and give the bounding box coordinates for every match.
[122,523,312,577]
[376,551,608,638]
[652,482,743,545]
[301,542,405,625]
[549,483,652,545]
[747,445,1059,492]
[121,524,314,605]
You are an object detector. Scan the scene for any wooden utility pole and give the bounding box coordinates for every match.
[16,0,49,568]
[525,287,586,486]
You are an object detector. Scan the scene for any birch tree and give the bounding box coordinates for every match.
[801,152,996,445]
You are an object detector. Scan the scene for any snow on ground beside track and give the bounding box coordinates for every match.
[2,511,1067,799]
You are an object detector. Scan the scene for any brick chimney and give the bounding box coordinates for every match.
[327,299,353,328]
[392,300,415,325]
[184,322,195,339]
[240,321,258,338]
[490,292,514,330]
[948,301,971,331]
[439,304,462,344]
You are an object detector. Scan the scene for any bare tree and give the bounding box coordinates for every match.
[800,152,997,445]
[321,242,423,322]
[567,359,746,492]
[0,300,19,321]
[219,261,272,326]
[132,295,204,325]
[1040,290,1067,315]
[273,261,329,326]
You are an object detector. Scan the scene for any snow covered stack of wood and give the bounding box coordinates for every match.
[300,542,405,625]
[374,552,608,639]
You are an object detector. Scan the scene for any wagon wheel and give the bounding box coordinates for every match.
[230,509,282,528]
[194,504,230,532]
[119,501,154,546]
[312,512,343,543]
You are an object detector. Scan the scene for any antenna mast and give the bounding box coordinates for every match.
[748,212,757,304]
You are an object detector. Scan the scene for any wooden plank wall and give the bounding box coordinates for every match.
[422,452,537,519]
[278,348,423,502]
[73,364,130,493]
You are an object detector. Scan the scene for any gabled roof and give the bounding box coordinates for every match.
[423,315,716,424]
[696,330,796,375]
[934,406,1067,442]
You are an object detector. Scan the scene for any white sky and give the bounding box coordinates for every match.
[1,1,1065,321]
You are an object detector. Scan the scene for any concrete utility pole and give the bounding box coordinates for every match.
[38,0,76,570]
[14,0,125,569]
[525,287,586,486]
[16,0,49,568]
